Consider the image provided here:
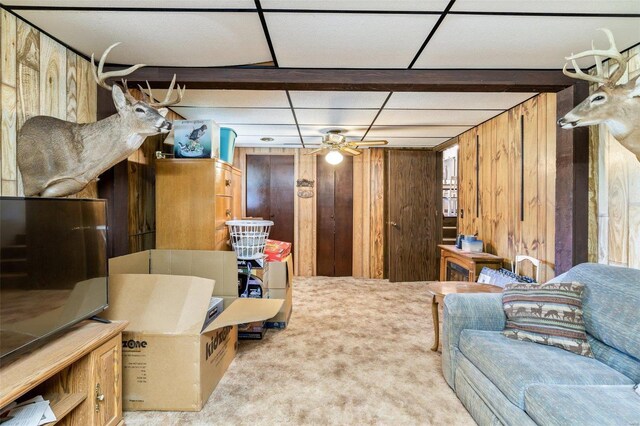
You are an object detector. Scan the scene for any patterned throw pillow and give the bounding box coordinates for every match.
[502,282,593,357]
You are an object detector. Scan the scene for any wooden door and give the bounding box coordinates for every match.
[246,155,295,244]
[386,150,441,282]
[316,156,353,276]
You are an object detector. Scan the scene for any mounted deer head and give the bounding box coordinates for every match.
[17,43,185,197]
[558,29,640,161]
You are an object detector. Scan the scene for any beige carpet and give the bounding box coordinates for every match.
[124,276,474,425]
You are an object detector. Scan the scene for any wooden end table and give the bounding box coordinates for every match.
[427,281,503,351]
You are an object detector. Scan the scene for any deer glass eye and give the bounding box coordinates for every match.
[135,107,145,113]
[592,95,605,102]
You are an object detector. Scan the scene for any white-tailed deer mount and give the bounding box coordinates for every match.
[17,43,185,197]
[558,28,640,162]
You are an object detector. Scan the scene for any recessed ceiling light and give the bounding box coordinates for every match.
[260,137,274,142]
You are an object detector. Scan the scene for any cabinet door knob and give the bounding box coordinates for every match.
[225,179,231,187]
[95,384,104,412]
[226,209,232,217]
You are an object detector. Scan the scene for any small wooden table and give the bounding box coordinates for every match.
[427,281,503,351]
[439,245,503,282]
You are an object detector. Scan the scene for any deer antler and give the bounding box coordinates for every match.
[138,74,186,107]
[90,42,146,91]
[562,28,628,87]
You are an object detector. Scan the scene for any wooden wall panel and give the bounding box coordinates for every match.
[235,147,384,277]
[369,148,385,278]
[457,94,556,282]
[65,51,77,122]
[1,84,17,196]
[39,33,66,119]
[76,57,96,124]
[0,14,97,197]
[590,46,640,269]
[1,9,17,88]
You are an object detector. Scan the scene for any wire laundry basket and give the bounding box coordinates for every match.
[226,220,274,260]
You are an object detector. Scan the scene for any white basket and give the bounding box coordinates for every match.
[226,220,274,260]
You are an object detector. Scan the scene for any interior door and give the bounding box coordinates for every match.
[246,155,295,244]
[316,156,353,276]
[386,150,441,282]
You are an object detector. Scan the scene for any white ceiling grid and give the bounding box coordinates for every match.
[3,0,639,147]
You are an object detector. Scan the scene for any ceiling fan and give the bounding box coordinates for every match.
[306,130,388,165]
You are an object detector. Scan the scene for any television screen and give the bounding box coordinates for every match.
[0,197,108,362]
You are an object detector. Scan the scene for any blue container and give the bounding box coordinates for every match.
[220,127,237,164]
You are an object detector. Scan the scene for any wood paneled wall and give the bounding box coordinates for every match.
[588,46,640,269]
[234,147,385,278]
[0,9,97,197]
[457,94,557,282]
[352,148,385,279]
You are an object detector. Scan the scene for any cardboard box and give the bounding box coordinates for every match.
[106,250,283,411]
[110,250,238,297]
[265,255,294,328]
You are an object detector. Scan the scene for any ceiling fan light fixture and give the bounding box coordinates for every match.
[325,150,344,165]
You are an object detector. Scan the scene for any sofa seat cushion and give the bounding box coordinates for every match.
[525,385,640,426]
[459,330,634,408]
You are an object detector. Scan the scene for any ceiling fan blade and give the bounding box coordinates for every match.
[354,140,388,146]
[341,147,362,156]
[304,147,328,155]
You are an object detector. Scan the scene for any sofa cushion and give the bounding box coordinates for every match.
[525,385,640,426]
[456,352,537,426]
[589,336,640,383]
[502,281,592,357]
[459,330,634,408]
[549,263,640,360]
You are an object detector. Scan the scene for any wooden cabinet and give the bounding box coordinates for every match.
[89,336,122,426]
[0,321,127,426]
[439,244,503,282]
[156,159,242,250]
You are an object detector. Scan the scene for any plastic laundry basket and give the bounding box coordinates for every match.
[226,220,274,260]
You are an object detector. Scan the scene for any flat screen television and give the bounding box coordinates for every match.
[0,197,108,363]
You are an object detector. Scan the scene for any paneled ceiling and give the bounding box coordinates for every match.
[3,0,639,148]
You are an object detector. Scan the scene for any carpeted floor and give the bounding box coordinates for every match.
[124,276,474,425]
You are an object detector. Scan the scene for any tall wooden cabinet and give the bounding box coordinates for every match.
[156,159,243,250]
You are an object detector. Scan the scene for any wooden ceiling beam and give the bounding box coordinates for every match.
[105,67,577,92]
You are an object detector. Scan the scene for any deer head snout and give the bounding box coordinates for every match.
[557,116,579,129]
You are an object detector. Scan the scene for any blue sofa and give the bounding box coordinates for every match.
[442,263,640,425]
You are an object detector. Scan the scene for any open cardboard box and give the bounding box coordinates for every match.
[106,250,283,411]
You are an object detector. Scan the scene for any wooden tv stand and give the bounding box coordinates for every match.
[0,320,128,425]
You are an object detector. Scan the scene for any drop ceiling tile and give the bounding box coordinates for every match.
[367,125,472,138]
[299,125,368,137]
[171,107,295,124]
[157,90,290,108]
[375,109,499,126]
[215,124,300,136]
[4,0,256,7]
[289,91,389,108]
[265,13,439,68]
[383,137,449,147]
[413,15,640,69]
[387,92,534,110]
[295,109,378,125]
[452,0,640,14]
[261,0,449,11]
[16,10,270,66]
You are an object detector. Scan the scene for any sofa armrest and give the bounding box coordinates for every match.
[441,293,506,389]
